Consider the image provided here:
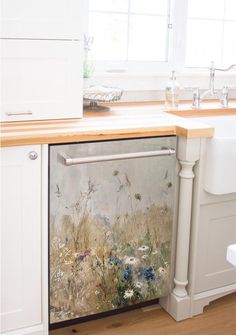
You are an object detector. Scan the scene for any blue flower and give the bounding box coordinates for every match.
[108,256,123,266]
[77,255,85,262]
[122,267,133,281]
[140,267,155,281]
[76,250,90,263]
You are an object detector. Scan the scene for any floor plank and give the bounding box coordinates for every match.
[50,293,236,335]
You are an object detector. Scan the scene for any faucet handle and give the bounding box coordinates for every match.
[220,86,229,108]
[192,87,201,109]
[183,86,201,109]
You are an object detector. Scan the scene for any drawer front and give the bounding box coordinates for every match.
[1,39,83,122]
[1,0,86,39]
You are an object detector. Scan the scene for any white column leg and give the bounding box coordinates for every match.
[173,160,196,298]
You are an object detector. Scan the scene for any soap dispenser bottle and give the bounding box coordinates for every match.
[165,70,180,111]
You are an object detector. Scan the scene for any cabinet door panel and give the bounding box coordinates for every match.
[195,201,236,293]
[0,146,42,333]
[1,39,83,122]
[1,0,86,39]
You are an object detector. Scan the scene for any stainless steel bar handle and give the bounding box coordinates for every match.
[60,148,176,166]
[6,111,33,116]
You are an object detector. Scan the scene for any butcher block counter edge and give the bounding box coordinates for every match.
[2,100,236,147]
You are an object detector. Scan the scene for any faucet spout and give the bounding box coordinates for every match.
[215,64,236,72]
[191,62,236,109]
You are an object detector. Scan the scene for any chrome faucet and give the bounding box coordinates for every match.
[192,62,236,108]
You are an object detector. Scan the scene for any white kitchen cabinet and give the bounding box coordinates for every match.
[0,145,43,334]
[192,141,236,295]
[1,0,86,40]
[0,0,86,122]
[185,138,236,318]
[194,200,236,293]
[160,136,236,322]
[1,39,83,121]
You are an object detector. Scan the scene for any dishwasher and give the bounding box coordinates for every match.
[49,136,176,328]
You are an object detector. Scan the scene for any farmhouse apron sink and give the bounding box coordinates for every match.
[194,115,236,195]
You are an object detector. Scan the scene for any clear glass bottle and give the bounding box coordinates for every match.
[165,71,180,111]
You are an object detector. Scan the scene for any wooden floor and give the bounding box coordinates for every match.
[50,293,236,335]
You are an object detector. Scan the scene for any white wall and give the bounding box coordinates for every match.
[84,72,236,102]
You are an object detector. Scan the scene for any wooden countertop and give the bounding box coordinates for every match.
[1,100,236,147]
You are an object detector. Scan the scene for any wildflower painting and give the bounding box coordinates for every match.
[50,138,176,324]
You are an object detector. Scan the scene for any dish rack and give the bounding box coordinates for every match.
[83,86,123,111]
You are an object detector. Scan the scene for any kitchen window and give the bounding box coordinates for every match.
[87,0,236,75]
[186,0,236,67]
[88,0,172,73]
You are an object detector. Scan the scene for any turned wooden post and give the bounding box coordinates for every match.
[171,137,201,300]
[173,159,196,297]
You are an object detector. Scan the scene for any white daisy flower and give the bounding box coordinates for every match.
[56,270,64,279]
[135,282,143,289]
[95,290,100,296]
[124,289,134,299]
[138,245,149,252]
[142,254,148,260]
[158,267,167,275]
[124,256,140,266]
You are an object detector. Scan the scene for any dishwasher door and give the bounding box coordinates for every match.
[49,136,176,326]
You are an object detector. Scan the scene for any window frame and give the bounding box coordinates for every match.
[85,0,236,87]
[185,0,236,67]
[87,0,176,74]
